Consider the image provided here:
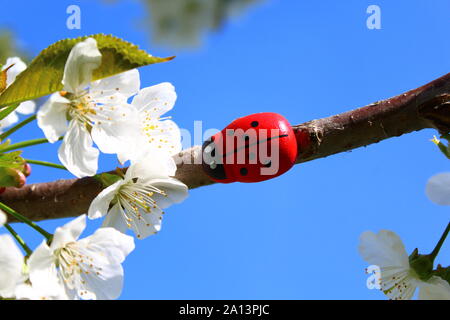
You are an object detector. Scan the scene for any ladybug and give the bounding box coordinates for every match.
[202,112,298,183]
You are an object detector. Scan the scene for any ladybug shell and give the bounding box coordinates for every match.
[202,112,298,183]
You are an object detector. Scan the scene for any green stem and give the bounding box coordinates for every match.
[25,159,67,170]
[0,202,52,241]
[430,222,450,260]
[0,137,61,153]
[0,115,36,141]
[4,223,32,256]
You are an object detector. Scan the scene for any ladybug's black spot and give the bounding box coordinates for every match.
[251,121,259,127]
[240,168,248,176]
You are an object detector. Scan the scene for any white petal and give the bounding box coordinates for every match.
[90,104,140,155]
[37,93,69,143]
[0,210,6,226]
[62,38,101,93]
[15,100,36,115]
[358,230,410,269]
[126,151,177,181]
[27,241,62,295]
[146,177,189,209]
[15,282,68,300]
[128,208,163,239]
[89,69,140,103]
[58,120,99,178]
[74,228,134,299]
[131,82,176,117]
[0,111,19,131]
[426,172,450,206]
[102,203,129,234]
[139,119,182,155]
[75,252,124,300]
[50,215,87,249]
[3,57,27,87]
[80,227,135,264]
[88,180,123,220]
[418,276,450,300]
[0,234,24,298]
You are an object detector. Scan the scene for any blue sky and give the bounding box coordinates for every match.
[1,0,449,299]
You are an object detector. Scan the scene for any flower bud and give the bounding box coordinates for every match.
[0,167,26,188]
[22,163,31,177]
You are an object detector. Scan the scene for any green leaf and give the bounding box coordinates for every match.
[0,151,24,169]
[0,34,174,108]
[0,66,8,93]
[0,103,19,121]
[0,139,10,149]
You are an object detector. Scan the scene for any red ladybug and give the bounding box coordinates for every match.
[202,112,298,183]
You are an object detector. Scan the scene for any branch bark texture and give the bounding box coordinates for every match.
[3,72,450,222]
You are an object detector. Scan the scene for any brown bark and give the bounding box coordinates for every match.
[3,72,450,222]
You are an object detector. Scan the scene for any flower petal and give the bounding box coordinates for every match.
[62,38,101,93]
[128,207,163,239]
[90,104,140,155]
[37,93,69,143]
[418,276,450,300]
[358,230,409,269]
[0,234,24,298]
[3,57,27,87]
[14,282,68,300]
[27,241,62,296]
[88,180,123,220]
[131,82,176,117]
[74,227,134,299]
[139,119,182,155]
[89,69,140,103]
[80,227,135,264]
[0,210,6,227]
[0,111,19,131]
[146,177,189,209]
[102,203,129,234]
[50,214,87,249]
[426,172,450,206]
[15,100,36,115]
[126,151,177,181]
[58,120,99,178]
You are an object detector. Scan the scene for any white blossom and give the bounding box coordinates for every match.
[28,214,135,300]
[0,210,5,227]
[118,82,182,164]
[0,234,24,298]
[426,172,450,205]
[14,283,67,300]
[37,38,140,178]
[0,57,36,132]
[88,152,188,239]
[359,230,450,300]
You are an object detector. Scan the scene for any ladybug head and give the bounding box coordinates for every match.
[201,136,229,182]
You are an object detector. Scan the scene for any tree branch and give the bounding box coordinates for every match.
[3,72,450,223]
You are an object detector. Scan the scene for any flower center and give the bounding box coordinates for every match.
[55,242,103,291]
[378,266,416,300]
[141,110,175,150]
[115,181,168,238]
[63,90,115,128]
